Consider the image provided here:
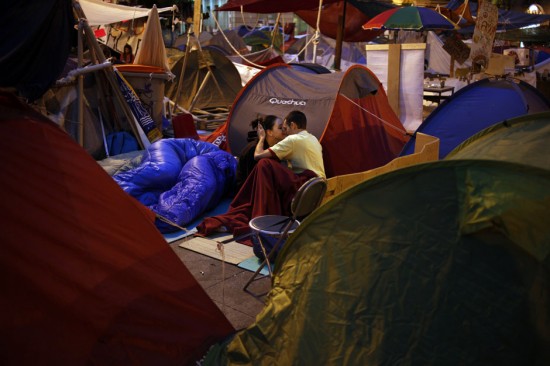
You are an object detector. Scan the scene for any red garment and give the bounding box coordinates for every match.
[120,53,134,64]
[196,158,316,246]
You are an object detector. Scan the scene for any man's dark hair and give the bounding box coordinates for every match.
[284,110,307,129]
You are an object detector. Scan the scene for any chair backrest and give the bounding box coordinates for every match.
[291,177,327,219]
[172,112,199,140]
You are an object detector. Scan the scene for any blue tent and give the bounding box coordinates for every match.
[400,78,550,158]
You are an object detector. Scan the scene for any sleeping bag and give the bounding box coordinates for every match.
[113,138,237,233]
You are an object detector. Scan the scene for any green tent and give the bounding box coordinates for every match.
[447,111,550,170]
[206,159,550,365]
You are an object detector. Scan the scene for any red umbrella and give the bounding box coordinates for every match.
[296,1,383,42]
[218,0,340,13]
[362,6,458,31]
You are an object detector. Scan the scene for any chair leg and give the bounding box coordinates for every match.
[243,221,295,291]
[243,234,271,291]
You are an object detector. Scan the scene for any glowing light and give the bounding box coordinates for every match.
[527,4,544,14]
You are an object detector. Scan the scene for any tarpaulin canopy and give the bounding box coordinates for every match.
[79,0,173,26]
[205,158,550,365]
[218,0,340,13]
[446,0,550,32]
[295,1,390,42]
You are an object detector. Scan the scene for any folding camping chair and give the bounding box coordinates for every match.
[243,176,327,291]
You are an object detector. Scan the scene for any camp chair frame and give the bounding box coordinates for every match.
[243,176,327,291]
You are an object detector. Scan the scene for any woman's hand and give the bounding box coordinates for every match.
[257,123,266,140]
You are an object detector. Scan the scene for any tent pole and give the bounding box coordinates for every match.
[171,27,193,115]
[312,0,324,62]
[77,20,84,147]
[193,0,202,36]
[334,0,347,71]
[188,71,212,111]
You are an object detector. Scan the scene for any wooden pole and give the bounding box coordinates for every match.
[334,0,347,71]
[387,44,401,118]
[193,0,202,36]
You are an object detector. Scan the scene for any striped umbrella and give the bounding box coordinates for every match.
[362,6,458,31]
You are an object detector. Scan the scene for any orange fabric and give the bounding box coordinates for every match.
[321,92,408,177]
[115,64,165,73]
[204,120,230,151]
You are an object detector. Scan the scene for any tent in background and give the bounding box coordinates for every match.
[206,64,408,177]
[447,111,550,169]
[205,158,550,365]
[400,78,550,158]
[165,46,242,116]
[0,92,234,364]
[284,34,367,71]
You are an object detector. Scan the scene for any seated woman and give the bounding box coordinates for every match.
[235,115,284,189]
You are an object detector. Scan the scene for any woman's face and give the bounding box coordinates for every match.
[267,119,285,144]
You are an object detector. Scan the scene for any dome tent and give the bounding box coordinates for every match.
[447,111,550,170]
[165,46,242,112]
[400,78,550,159]
[206,64,408,177]
[205,159,550,365]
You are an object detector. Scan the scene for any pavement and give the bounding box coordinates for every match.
[168,239,271,331]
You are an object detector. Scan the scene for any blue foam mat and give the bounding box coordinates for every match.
[237,256,274,276]
[164,197,232,243]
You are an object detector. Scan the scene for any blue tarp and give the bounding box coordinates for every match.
[113,138,237,233]
[446,0,550,32]
[401,78,550,158]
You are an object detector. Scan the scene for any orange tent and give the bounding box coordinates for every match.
[206,64,407,177]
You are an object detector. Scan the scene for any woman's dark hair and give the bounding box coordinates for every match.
[247,115,279,142]
[124,44,133,54]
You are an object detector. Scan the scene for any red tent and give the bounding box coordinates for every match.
[0,92,234,365]
[206,64,408,178]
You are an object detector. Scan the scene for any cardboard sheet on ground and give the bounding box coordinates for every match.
[179,233,254,264]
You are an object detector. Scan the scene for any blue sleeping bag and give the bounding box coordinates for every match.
[113,138,237,233]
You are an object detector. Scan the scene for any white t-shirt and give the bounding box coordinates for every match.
[269,130,325,178]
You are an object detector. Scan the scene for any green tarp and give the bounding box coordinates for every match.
[206,159,550,365]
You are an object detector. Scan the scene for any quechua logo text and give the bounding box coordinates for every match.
[268,97,307,106]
